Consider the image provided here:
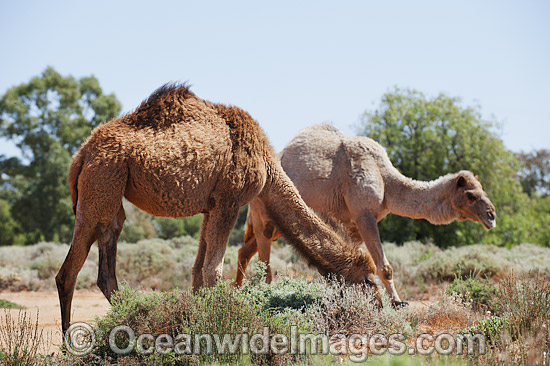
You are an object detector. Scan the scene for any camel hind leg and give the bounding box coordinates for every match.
[97,205,126,302]
[257,222,276,284]
[57,160,128,333]
[236,213,259,287]
[56,210,97,334]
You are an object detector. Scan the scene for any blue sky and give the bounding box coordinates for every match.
[1,0,548,155]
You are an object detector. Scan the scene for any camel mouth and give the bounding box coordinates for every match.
[480,214,496,230]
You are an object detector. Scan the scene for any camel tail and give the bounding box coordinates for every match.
[68,150,84,215]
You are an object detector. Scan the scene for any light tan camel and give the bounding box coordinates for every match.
[55,86,378,333]
[236,124,497,306]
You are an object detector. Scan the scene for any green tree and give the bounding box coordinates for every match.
[0,67,121,243]
[154,214,204,240]
[517,149,550,197]
[119,200,158,243]
[357,87,531,247]
[0,199,21,245]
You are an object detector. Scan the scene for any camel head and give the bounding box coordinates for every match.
[350,247,383,307]
[452,171,496,230]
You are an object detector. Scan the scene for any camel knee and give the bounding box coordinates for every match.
[55,272,69,295]
[378,264,394,281]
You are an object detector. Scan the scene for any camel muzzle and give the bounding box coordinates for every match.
[481,212,497,229]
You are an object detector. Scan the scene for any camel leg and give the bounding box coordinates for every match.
[236,234,258,287]
[355,213,406,306]
[201,202,240,287]
[192,213,209,291]
[257,233,273,284]
[97,205,125,302]
[55,216,97,334]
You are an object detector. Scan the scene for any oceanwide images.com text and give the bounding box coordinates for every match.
[65,323,486,361]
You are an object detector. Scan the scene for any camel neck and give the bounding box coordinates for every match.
[384,171,458,225]
[260,161,368,279]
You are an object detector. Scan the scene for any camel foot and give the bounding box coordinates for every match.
[391,300,409,308]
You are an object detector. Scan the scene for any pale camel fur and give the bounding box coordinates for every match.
[56,87,378,333]
[236,124,497,305]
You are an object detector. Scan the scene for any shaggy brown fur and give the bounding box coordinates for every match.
[236,124,497,305]
[56,86,378,333]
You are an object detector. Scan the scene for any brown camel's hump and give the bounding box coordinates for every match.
[125,83,202,128]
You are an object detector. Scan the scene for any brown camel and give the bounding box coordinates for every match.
[56,85,378,333]
[236,124,497,305]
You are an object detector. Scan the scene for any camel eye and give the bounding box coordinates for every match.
[466,192,477,202]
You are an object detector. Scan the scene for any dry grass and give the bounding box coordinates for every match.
[0,310,50,366]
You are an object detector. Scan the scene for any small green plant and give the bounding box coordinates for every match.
[0,300,22,309]
[466,315,508,341]
[446,274,497,311]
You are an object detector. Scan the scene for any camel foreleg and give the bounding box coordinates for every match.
[192,213,210,291]
[355,213,406,306]
[200,201,241,287]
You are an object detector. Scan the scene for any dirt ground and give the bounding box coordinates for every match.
[0,290,111,353]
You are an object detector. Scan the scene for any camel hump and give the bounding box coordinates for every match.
[298,123,343,136]
[138,82,195,109]
[126,82,198,128]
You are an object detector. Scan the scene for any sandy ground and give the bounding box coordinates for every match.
[0,290,111,353]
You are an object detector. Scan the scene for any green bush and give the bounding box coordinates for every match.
[154,214,203,240]
[91,281,306,365]
[446,275,497,311]
[467,316,508,341]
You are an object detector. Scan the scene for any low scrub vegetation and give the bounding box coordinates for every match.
[0,241,549,365]
[1,239,550,295]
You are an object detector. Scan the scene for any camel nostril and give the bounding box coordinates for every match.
[487,212,495,220]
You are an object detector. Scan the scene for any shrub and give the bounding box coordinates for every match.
[466,273,550,365]
[308,278,381,336]
[496,273,550,339]
[409,291,480,333]
[467,316,508,341]
[446,275,497,311]
[0,310,48,366]
[416,244,505,281]
[91,280,307,365]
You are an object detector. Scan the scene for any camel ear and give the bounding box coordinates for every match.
[457,175,467,188]
[475,175,481,182]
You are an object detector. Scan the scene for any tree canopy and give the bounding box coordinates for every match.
[0,72,547,248]
[357,88,539,247]
[0,67,121,244]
